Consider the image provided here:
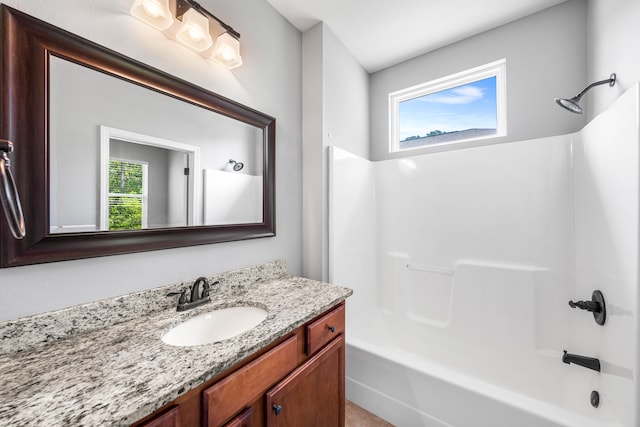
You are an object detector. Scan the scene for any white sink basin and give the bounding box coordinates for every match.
[162,306,268,347]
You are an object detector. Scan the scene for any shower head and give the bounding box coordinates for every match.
[228,159,244,171]
[555,96,584,114]
[555,73,616,114]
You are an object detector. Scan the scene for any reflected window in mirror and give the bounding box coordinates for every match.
[98,127,200,231]
[108,159,147,231]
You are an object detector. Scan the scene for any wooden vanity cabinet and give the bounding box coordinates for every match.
[133,303,345,427]
[265,336,344,426]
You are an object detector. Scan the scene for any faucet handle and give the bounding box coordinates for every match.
[201,280,219,298]
[568,290,606,326]
[568,300,601,312]
[167,288,189,304]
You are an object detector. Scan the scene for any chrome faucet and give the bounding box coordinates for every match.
[191,276,210,303]
[167,277,219,311]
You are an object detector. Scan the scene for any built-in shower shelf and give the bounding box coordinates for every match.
[406,263,455,275]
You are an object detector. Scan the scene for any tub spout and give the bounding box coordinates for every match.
[562,350,600,372]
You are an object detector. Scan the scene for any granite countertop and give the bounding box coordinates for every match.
[0,261,352,426]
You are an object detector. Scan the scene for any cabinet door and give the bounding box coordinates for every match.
[265,336,344,427]
[203,335,298,427]
[223,407,253,427]
[138,406,180,427]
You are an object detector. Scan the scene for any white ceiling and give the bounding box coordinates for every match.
[265,0,569,73]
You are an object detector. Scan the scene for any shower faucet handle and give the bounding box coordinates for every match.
[568,299,601,312]
[568,290,606,326]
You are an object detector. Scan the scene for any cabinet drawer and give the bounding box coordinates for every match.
[203,335,298,427]
[306,304,345,355]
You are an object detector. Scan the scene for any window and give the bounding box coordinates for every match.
[98,126,201,232]
[108,159,148,230]
[389,59,506,153]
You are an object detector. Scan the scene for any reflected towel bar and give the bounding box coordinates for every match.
[0,139,25,239]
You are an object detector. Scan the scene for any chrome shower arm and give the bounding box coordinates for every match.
[573,73,617,101]
[555,73,616,114]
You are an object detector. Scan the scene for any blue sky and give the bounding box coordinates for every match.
[398,76,497,141]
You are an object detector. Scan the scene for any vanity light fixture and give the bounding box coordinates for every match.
[129,0,242,69]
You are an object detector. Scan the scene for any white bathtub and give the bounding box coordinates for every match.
[346,306,608,427]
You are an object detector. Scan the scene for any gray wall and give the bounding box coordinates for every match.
[587,0,640,119]
[370,0,588,161]
[302,23,369,281]
[0,0,302,321]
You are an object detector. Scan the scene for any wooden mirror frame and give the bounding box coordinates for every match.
[0,6,276,267]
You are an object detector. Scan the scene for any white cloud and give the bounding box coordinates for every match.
[423,85,484,104]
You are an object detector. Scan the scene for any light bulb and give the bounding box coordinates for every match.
[218,46,235,61]
[130,0,173,31]
[187,24,205,42]
[176,8,213,52]
[142,1,162,18]
[211,33,242,69]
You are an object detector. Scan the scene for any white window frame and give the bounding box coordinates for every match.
[389,59,507,153]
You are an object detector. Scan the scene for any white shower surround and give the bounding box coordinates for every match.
[329,84,639,426]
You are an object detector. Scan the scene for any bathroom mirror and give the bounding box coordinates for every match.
[0,6,275,267]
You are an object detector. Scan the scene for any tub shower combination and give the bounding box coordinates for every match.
[329,84,639,426]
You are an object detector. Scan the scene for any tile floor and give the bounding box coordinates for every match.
[345,400,395,427]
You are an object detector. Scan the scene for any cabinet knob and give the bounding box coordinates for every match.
[272,404,283,416]
[328,325,336,333]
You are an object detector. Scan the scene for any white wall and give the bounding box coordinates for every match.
[328,147,377,318]
[571,84,639,427]
[0,0,302,321]
[371,136,574,364]
[330,134,581,409]
[302,23,369,281]
[370,0,588,161]
[587,0,640,119]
